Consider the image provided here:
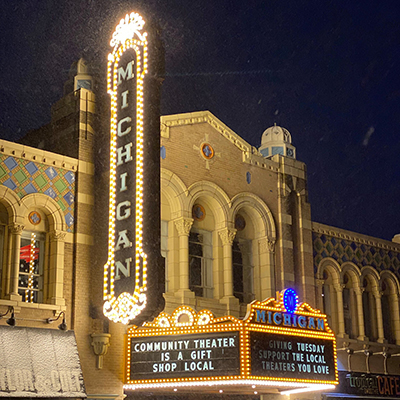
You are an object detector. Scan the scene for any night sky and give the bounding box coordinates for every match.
[1,1,399,240]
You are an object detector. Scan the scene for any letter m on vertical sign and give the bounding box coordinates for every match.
[103,12,154,324]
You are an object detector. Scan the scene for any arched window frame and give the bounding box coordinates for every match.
[379,271,400,345]
[360,268,380,342]
[0,190,67,309]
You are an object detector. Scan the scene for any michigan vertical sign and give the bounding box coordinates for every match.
[103,12,164,324]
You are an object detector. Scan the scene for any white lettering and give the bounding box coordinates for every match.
[116,201,131,220]
[117,143,133,165]
[115,258,132,279]
[115,230,132,250]
[117,116,132,137]
[121,90,129,109]
[120,172,128,192]
[117,61,134,85]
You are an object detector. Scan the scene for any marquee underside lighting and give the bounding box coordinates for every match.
[103,12,149,324]
[124,290,339,394]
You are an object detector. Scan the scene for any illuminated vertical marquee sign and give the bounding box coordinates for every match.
[104,12,154,324]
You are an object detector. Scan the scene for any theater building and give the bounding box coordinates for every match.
[1,57,400,400]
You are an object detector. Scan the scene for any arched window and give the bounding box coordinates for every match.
[362,276,378,341]
[189,203,213,298]
[232,213,254,303]
[381,279,396,344]
[342,272,359,339]
[0,202,7,299]
[322,269,338,332]
[18,209,49,304]
[189,228,212,297]
[19,230,46,303]
[160,220,168,291]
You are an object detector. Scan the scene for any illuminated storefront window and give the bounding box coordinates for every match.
[19,231,45,303]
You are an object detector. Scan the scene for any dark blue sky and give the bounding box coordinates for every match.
[1,0,399,240]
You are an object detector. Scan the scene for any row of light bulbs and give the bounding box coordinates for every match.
[103,23,149,324]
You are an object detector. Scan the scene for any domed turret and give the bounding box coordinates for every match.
[63,58,94,95]
[258,123,296,159]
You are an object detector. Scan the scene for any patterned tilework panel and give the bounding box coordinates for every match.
[313,232,400,274]
[0,155,75,232]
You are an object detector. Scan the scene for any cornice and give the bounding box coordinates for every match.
[0,139,78,171]
[160,111,280,172]
[312,222,400,253]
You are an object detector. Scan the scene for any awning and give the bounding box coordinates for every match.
[0,326,86,398]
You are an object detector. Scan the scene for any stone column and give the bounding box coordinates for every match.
[8,223,24,301]
[334,284,346,338]
[258,237,276,300]
[174,217,193,292]
[48,230,66,306]
[373,290,385,343]
[218,228,236,298]
[354,287,367,340]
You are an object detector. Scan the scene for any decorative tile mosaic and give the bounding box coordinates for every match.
[313,232,400,274]
[0,155,75,232]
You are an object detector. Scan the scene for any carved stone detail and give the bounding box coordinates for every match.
[9,223,25,235]
[315,278,325,287]
[334,283,346,293]
[218,228,237,246]
[354,287,365,295]
[372,289,384,299]
[91,333,111,370]
[259,237,276,253]
[50,230,67,242]
[174,217,193,236]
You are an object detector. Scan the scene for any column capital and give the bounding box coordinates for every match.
[50,230,67,242]
[334,283,346,293]
[218,228,236,246]
[174,217,193,236]
[9,223,25,235]
[259,237,276,253]
[315,278,325,287]
[372,289,383,299]
[354,287,365,296]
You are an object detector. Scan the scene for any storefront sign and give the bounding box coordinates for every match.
[0,327,86,398]
[103,12,164,324]
[124,289,338,393]
[326,371,400,398]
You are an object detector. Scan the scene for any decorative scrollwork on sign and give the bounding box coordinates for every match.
[142,306,239,329]
[110,12,146,50]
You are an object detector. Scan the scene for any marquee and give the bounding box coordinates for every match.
[124,289,338,395]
